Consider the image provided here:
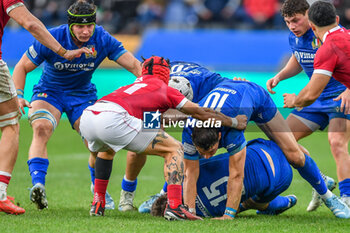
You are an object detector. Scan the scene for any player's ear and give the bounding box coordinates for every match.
[218,132,221,141]
[336,15,340,24]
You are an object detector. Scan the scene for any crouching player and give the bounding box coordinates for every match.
[79,56,246,219]
[13,0,141,210]
[148,138,297,218]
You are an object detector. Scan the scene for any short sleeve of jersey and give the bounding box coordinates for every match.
[313,45,337,77]
[100,28,127,61]
[222,128,247,155]
[182,127,201,160]
[26,39,47,66]
[4,0,24,14]
[167,86,188,109]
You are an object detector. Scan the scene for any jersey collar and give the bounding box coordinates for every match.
[323,25,341,42]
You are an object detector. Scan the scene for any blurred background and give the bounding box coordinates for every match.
[3,0,350,71]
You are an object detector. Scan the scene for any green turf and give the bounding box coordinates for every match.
[2,69,350,231]
[2,120,350,232]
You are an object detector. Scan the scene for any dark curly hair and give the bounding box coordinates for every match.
[150,194,167,217]
[308,1,337,27]
[68,0,96,15]
[281,0,310,17]
[192,127,220,151]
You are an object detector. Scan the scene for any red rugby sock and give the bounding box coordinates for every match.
[167,184,182,209]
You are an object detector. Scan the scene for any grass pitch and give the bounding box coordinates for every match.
[2,70,350,232]
[1,120,350,232]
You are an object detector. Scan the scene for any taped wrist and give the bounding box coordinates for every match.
[16,89,24,99]
[224,207,237,218]
[231,117,238,128]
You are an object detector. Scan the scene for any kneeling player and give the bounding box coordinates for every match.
[147,138,296,218]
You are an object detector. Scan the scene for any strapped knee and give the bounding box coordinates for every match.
[0,111,19,128]
[28,109,57,130]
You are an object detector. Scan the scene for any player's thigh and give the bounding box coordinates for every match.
[0,97,18,115]
[259,111,302,160]
[141,129,182,158]
[286,114,314,141]
[328,117,350,147]
[0,62,16,106]
[29,100,62,124]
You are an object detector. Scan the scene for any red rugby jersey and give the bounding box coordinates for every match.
[100,75,188,119]
[314,26,350,89]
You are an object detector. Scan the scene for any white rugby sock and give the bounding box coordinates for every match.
[320,190,333,200]
[0,182,7,201]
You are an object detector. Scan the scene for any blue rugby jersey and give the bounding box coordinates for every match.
[183,80,277,160]
[170,61,228,103]
[195,139,291,217]
[26,24,127,92]
[289,28,345,98]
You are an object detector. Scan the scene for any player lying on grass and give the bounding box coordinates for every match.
[266,0,347,212]
[79,56,246,220]
[12,0,141,210]
[141,138,296,218]
[120,61,350,219]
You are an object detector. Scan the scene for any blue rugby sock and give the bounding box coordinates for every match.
[121,176,137,192]
[27,157,49,186]
[265,196,290,211]
[339,179,350,197]
[88,164,95,185]
[297,154,327,195]
[162,182,168,193]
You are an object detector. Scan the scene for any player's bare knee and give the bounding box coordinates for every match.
[29,109,57,132]
[329,136,348,159]
[32,120,54,140]
[284,149,305,167]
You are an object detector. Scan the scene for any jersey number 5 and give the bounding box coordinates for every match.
[202,176,228,207]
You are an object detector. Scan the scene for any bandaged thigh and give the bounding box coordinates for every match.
[28,109,57,130]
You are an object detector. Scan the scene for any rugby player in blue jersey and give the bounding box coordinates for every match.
[122,61,350,219]
[12,0,141,210]
[266,0,350,211]
[147,138,297,218]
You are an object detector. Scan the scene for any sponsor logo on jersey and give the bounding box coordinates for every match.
[85,45,97,58]
[37,93,48,98]
[53,62,95,71]
[143,110,161,129]
[225,143,236,150]
[29,45,38,59]
[294,51,315,64]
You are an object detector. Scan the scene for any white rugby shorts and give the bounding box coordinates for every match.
[0,60,16,103]
[80,101,159,153]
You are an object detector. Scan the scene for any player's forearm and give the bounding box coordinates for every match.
[117,52,142,77]
[226,174,244,215]
[294,82,322,107]
[193,108,236,128]
[13,63,28,91]
[276,56,303,81]
[183,160,199,209]
[183,177,197,209]
[294,91,317,107]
